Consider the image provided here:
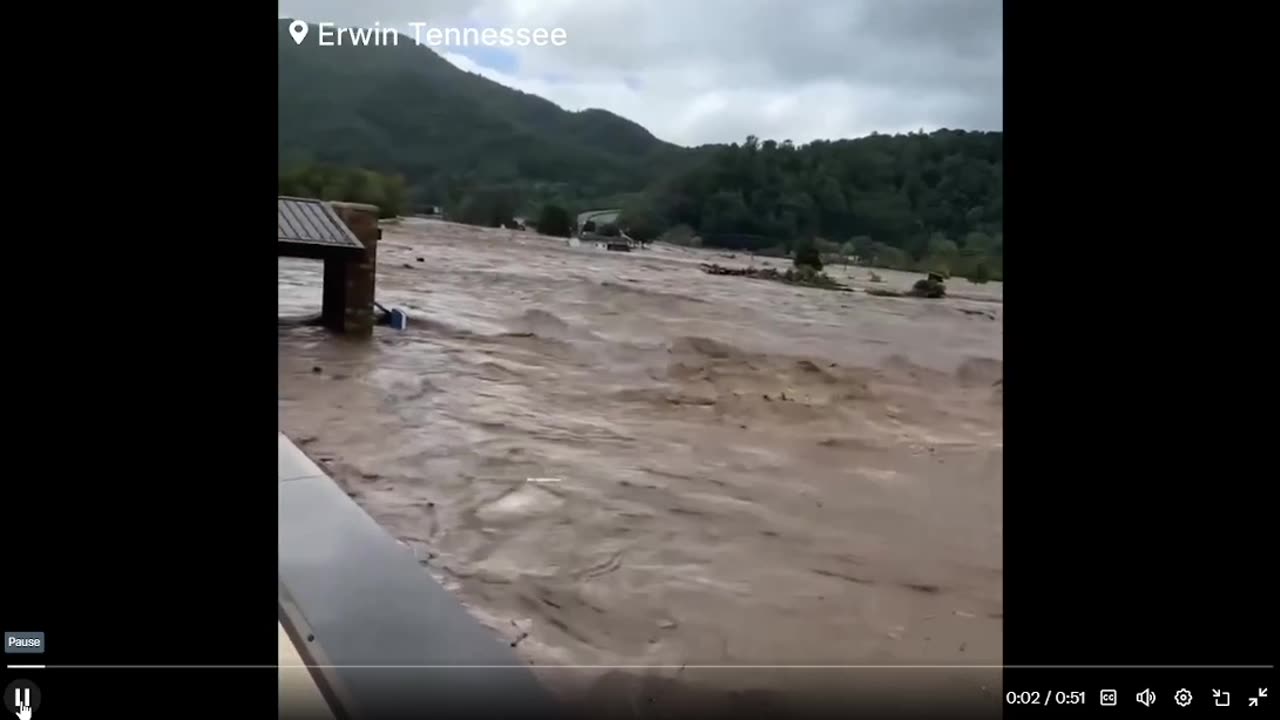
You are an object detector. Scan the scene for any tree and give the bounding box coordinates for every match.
[962,231,995,254]
[454,189,518,228]
[278,162,407,217]
[793,238,823,271]
[814,238,842,255]
[850,235,876,263]
[659,224,696,246]
[536,204,573,237]
[923,232,960,273]
[968,262,992,284]
[618,200,662,244]
[454,195,485,225]
[838,241,855,269]
[642,129,1002,275]
[379,174,409,217]
[872,243,912,271]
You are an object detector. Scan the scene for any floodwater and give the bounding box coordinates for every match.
[278,219,1003,709]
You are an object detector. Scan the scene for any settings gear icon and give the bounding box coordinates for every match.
[1175,688,1193,707]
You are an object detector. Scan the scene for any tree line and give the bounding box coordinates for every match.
[445,130,1003,280]
[280,130,1003,281]
[278,163,409,219]
[642,130,1002,280]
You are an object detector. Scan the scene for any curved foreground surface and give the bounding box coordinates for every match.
[279,433,560,719]
[279,219,1003,706]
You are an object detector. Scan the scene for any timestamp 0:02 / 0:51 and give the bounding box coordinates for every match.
[1006,690,1088,706]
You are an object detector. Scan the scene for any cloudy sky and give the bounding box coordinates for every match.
[278,0,1002,147]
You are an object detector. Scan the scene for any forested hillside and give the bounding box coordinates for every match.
[277,18,696,213]
[635,131,1003,278]
[277,19,1002,277]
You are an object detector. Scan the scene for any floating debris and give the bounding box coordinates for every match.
[699,263,852,291]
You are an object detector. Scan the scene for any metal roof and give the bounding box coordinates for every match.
[576,208,619,227]
[278,197,365,250]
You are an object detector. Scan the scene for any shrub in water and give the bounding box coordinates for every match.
[793,240,823,271]
[536,204,573,238]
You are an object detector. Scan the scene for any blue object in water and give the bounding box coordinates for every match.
[389,308,408,330]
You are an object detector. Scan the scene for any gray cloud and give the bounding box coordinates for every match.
[279,0,1002,146]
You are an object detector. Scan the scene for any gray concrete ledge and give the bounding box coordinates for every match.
[278,433,562,719]
[278,433,327,483]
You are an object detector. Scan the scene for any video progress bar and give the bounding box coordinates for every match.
[7,664,1276,670]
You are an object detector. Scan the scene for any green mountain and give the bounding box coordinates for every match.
[278,18,1002,277]
[278,18,695,211]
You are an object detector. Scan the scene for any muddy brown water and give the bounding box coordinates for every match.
[278,219,1003,709]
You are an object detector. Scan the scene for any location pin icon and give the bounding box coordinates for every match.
[289,20,309,45]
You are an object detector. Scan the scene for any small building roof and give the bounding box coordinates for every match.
[278,197,366,257]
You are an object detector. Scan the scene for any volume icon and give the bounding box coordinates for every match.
[1136,688,1157,707]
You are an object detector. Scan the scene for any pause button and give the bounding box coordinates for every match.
[4,679,40,718]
